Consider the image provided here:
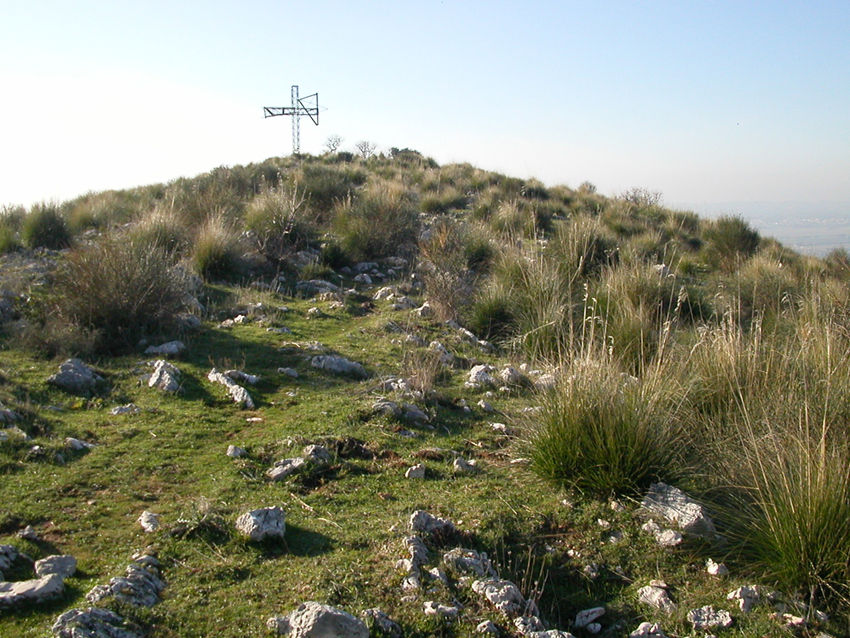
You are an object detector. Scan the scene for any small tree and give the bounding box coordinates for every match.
[355,140,376,159]
[324,134,344,154]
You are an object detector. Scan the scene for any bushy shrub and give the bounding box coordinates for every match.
[418,221,475,321]
[53,237,191,353]
[527,356,687,496]
[192,215,244,281]
[0,222,19,254]
[702,215,760,272]
[298,164,367,219]
[319,240,350,270]
[467,288,516,345]
[332,179,420,260]
[21,203,72,250]
[244,183,315,262]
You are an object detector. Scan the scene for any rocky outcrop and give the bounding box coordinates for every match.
[267,601,369,637]
[236,506,286,541]
[48,359,103,395]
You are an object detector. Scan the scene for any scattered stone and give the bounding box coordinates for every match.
[629,622,668,638]
[655,529,683,547]
[0,544,19,574]
[303,444,331,464]
[467,364,496,388]
[17,526,39,541]
[477,399,496,413]
[443,548,496,578]
[48,358,103,395]
[574,608,604,631]
[236,506,286,541]
[208,368,255,408]
[499,366,525,386]
[111,404,141,415]
[373,399,402,417]
[306,307,324,319]
[637,585,676,614]
[0,403,21,423]
[65,437,95,451]
[453,457,478,473]
[0,574,64,608]
[476,619,500,634]
[267,601,369,637]
[226,445,248,458]
[686,605,733,630]
[402,403,430,423]
[138,511,160,532]
[267,457,306,481]
[405,464,426,479]
[177,313,202,331]
[429,341,454,365]
[52,607,142,638]
[311,355,367,379]
[225,369,261,385]
[514,615,545,635]
[148,360,181,393]
[641,482,716,537]
[35,555,77,579]
[533,373,558,392]
[354,273,372,284]
[278,367,299,378]
[472,578,527,616]
[409,510,456,537]
[144,340,185,356]
[423,601,460,618]
[707,558,729,576]
[727,585,760,612]
[361,608,402,638]
[86,557,165,608]
[415,302,434,318]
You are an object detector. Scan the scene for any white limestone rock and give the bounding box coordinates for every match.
[267,457,306,481]
[707,558,729,576]
[111,404,141,415]
[466,365,497,388]
[361,608,401,638]
[453,457,478,473]
[405,464,426,479]
[144,340,186,356]
[628,622,668,638]
[52,607,141,638]
[472,578,526,616]
[267,601,369,637]
[637,585,676,614]
[686,605,733,630]
[148,360,181,393]
[236,506,286,541]
[575,607,605,628]
[35,555,77,579]
[208,368,255,409]
[423,601,460,618]
[226,445,248,458]
[0,575,64,608]
[409,510,455,536]
[48,359,103,395]
[138,511,160,533]
[310,355,367,379]
[727,585,760,612]
[641,482,716,537]
[443,548,496,578]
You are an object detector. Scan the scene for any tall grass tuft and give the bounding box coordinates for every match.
[526,353,687,497]
[244,180,315,263]
[21,203,72,250]
[192,214,244,282]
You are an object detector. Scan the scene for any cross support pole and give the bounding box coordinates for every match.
[263,85,319,155]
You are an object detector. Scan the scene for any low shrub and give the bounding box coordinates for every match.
[21,203,72,250]
[0,222,19,254]
[244,183,315,262]
[702,215,760,272]
[332,179,420,260]
[53,237,191,353]
[130,204,191,255]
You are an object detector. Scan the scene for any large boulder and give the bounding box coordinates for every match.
[267,601,369,638]
[47,359,103,395]
[35,555,77,579]
[236,506,286,541]
[148,360,181,393]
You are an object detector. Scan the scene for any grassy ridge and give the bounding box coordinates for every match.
[1,149,849,636]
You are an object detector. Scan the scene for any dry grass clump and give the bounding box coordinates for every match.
[191,214,244,282]
[52,236,192,353]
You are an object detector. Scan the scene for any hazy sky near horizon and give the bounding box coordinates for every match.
[1,1,848,211]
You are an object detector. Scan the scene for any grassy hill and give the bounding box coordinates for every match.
[1,150,849,637]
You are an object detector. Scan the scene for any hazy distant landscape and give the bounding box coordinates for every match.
[680,201,850,256]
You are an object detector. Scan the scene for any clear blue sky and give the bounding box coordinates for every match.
[2,1,848,212]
